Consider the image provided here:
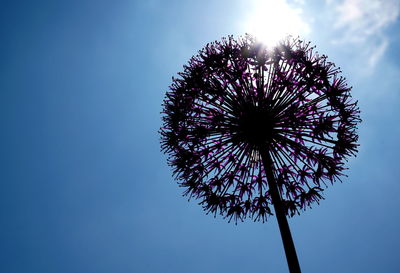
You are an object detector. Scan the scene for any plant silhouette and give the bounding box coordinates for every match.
[160,34,360,273]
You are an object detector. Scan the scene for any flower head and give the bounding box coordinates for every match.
[160,35,360,223]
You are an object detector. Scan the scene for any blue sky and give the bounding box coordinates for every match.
[0,0,399,272]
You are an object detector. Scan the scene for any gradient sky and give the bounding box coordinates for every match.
[1,0,400,272]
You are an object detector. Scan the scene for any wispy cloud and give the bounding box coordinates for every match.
[327,0,399,71]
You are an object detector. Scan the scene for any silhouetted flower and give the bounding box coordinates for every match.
[160,35,360,224]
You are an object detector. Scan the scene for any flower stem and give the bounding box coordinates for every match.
[260,148,302,273]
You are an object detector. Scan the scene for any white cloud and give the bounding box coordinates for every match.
[328,0,400,70]
[367,38,389,68]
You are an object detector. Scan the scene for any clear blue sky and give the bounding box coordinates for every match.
[1,0,399,272]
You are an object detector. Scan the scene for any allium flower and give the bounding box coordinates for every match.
[160,35,360,224]
[160,34,361,272]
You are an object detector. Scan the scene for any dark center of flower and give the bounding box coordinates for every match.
[230,104,277,148]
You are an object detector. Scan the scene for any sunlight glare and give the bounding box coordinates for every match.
[242,0,311,47]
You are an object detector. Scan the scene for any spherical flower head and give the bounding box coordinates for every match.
[160,34,361,224]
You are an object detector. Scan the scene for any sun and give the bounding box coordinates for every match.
[242,0,311,47]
